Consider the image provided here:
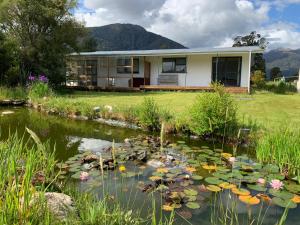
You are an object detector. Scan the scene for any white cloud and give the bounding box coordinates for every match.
[75,0,300,49]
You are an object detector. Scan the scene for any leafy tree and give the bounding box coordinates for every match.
[251,70,266,89]
[0,0,85,86]
[0,31,20,86]
[270,67,282,80]
[233,31,268,73]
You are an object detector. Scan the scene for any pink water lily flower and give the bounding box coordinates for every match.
[257,178,266,184]
[80,171,89,181]
[269,179,284,190]
[228,157,236,163]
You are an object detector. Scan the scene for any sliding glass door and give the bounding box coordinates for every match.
[212,57,242,87]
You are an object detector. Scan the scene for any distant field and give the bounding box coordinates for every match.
[57,91,300,130]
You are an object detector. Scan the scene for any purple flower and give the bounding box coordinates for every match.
[28,73,35,81]
[39,74,48,83]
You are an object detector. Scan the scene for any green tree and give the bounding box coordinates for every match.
[233,31,268,73]
[0,0,85,86]
[270,67,282,80]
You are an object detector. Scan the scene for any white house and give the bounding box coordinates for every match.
[66,46,264,93]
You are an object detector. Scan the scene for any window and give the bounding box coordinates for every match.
[212,57,242,87]
[117,58,139,74]
[162,58,186,73]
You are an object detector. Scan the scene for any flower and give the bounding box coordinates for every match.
[257,178,266,184]
[228,157,236,163]
[39,74,48,83]
[79,172,89,181]
[119,165,126,172]
[269,179,284,190]
[28,73,35,81]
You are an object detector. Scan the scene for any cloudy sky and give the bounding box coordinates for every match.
[74,0,300,50]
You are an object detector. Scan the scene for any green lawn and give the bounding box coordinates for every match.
[56,91,300,130]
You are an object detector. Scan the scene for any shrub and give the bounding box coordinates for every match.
[251,70,266,89]
[138,97,161,131]
[28,81,52,99]
[264,81,297,94]
[189,86,237,136]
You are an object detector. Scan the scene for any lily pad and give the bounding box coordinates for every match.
[186,195,197,202]
[247,184,267,192]
[191,175,203,180]
[231,188,250,196]
[184,188,198,196]
[69,167,81,172]
[272,197,297,208]
[269,189,294,200]
[285,183,300,194]
[239,195,260,205]
[205,177,223,185]
[206,185,221,192]
[219,182,236,189]
[186,202,200,209]
[71,171,82,179]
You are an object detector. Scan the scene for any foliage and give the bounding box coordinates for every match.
[256,128,300,176]
[263,81,297,94]
[251,70,266,89]
[232,31,267,72]
[189,85,237,136]
[0,0,85,86]
[138,97,161,131]
[28,78,53,99]
[0,86,27,100]
[0,31,20,86]
[270,67,282,80]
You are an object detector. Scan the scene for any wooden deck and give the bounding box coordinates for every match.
[140,85,248,93]
[65,85,248,94]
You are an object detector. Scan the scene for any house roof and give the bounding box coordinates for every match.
[70,46,264,57]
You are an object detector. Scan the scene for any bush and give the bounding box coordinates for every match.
[189,86,237,136]
[251,70,266,89]
[28,81,52,99]
[264,81,297,94]
[138,97,161,131]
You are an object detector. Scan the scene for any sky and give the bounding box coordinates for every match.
[74,0,300,50]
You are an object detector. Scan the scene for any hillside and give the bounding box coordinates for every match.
[84,23,186,51]
[265,48,300,78]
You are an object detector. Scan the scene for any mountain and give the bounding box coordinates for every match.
[264,48,300,78]
[84,23,186,51]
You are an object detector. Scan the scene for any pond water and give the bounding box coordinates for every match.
[0,107,299,225]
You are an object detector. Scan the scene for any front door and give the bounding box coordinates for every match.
[144,61,151,85]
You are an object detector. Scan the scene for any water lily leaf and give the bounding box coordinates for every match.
[71,171,82,179]
[202,165,218,170]
[166,173,176,178]
[171,203,182,209]
[205,177,223,185]
[269,190,294,200]
[170,168,182,174]
[185,166,197,173]
[180,181,191,187]
[186,202,200,209]
[187,159,198,164]
[186,195,197,202]
[262,164,279,174]
[152,172,164,177]
[272,197,297,208]
[157,167,168,173]
[156,185,169,191]
[184,188,198,196]
[162,204,174,211]
[291,195,300,204]
[247,184,267,192]
[191,175,203,181]
[257,193,272,202]
[69,167,81,172]
[206,185,221,192]
[285,183,300,194]
[231,188,250,196]
[219,182,236,189]
[177,141,186,144]
[239,195,260,205]
[221,153,232,159]
[267,174,285,181]
[149,176,162,181]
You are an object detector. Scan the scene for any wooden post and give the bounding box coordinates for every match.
[107,57,110,88]
[143,56,146,86]
[131,56,134,88]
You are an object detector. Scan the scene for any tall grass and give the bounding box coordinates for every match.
[0,86,27,100]
[256,128,300,176]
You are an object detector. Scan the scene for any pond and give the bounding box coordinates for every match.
[0,107,299,225]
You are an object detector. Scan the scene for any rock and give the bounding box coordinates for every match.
[147,159,164,168]
[104,105,113,113]
[93,106,100,112]
[82,154,98,163]
[124,138,131,144]
[26,192,75,220]
[1,110,14,115]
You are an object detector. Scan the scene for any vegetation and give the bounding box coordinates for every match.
[0,0,85,86]
[256,128,300,176]
[270,67,282,80]
[189,85,237,136]
[0,86,27,100]
[251,70,266,89]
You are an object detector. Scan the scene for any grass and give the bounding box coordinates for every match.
[0,86,27,100]
[31,90,300,131]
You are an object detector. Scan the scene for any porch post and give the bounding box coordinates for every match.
[248,51,252,93]
[107,57,110,88]
[131,56,134,88]
[143,56,146,86]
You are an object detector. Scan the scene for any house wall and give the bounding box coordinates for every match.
[145,52,250,88]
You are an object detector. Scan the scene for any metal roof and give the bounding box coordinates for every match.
[70,46,264,57]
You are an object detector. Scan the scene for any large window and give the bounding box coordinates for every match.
[77,60,97,86]
[212,57,242,87]
[117,58,139,74]
[162,58,186,73]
